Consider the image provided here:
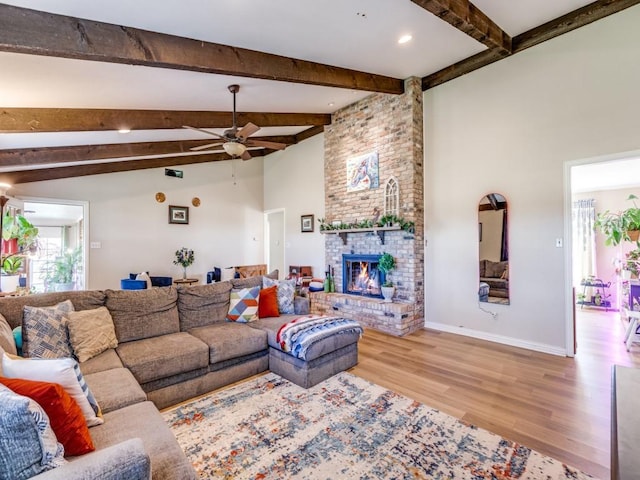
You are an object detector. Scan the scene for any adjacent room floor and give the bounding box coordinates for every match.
[351,308,640,479]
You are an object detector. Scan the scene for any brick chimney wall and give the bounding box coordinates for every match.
[322,77,424,332]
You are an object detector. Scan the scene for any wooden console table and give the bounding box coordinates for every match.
[174,278,198,286]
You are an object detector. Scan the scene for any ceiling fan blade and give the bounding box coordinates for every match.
[183,125,226,141]
[236,123,260,141]
[247,139,288,150]
[190,141,224,151]
[241,150,252,161]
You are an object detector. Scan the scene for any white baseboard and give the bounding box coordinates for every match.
[423,321,568,357]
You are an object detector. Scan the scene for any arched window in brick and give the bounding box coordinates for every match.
[385,177,399,217]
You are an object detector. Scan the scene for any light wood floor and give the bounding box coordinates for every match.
[350,308,640,479]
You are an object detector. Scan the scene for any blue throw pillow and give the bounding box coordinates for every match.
[0,384,66,479]
[13,326,22,356]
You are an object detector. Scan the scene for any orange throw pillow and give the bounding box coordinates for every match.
[258,285,280,318]
[0,377,95,456]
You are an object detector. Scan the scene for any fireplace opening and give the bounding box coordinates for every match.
[342,254,386,298]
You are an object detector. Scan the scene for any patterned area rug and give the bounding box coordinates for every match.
[163,372,595,479]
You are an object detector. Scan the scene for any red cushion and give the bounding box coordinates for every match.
[0,376,95,456]
[258,285,280,318]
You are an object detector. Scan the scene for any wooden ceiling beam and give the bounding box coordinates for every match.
[513,0,640,51]
[0,4,404,95]
[423,0,640,90]
[411,0,511,53]
[295,125,325,143]
[0,136,297,167]
[0,108,331,133]
[0,150,273,185]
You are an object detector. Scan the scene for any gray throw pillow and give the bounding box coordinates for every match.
[262,277,296,314]
[22,300,74,358]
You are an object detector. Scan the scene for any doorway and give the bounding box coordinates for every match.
[567,153,640,354]
[265,209,285,279]
[22,199,88,293]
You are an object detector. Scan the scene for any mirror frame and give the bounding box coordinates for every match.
[478,193,509,305]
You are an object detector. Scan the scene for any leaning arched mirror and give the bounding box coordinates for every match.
[478,193,509,305]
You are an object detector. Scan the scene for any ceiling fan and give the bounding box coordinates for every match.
[183,85,289,160]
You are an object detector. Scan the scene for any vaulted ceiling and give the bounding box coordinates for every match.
[1,0,638,184]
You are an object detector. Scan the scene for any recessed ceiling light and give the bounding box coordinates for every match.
[398,34,412,45]
[118,128,131,134]
[328,102,335,107]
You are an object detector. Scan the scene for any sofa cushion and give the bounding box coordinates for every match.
[0,290,106,330]
[65,307,118,362]
[2,354,103,427]
[90,401,197,480]
[116,332,208,384]
[262,277,296,314]
[0,377,94,457]
[189,322,267,364]
[485,260,508,278]
[106,287,180,343]
[177,281,232,330]
[230,275,262,289]
[479,259,487,277]
[0,384,66,479]
[84,368,147,414]
[79,348,123,375]
[480,277,508,290]
[22,300,74,359]
[258,285,280,318]
[0,313,16,355]
[226,286,260,323]
[250,315,362,362]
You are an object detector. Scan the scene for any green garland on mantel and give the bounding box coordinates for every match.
[318,214,415,233]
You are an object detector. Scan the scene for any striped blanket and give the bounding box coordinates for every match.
[276,315,363,360]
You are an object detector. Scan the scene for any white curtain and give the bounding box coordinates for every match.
[572,199,597,286]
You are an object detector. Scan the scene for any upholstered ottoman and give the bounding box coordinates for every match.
[250,315,362,388]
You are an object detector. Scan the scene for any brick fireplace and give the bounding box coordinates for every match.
[342,253,386,299]
[310,77,424,337]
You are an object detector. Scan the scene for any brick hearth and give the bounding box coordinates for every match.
[310,292,422,337]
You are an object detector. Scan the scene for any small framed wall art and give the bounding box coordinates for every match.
[301,214,314,233]
[169,205,189,225]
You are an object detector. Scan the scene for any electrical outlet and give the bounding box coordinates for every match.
[555,238,563,248]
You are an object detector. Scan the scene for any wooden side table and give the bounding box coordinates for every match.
[174,278,199,286]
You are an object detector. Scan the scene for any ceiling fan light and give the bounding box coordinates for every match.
[223,142,247,157]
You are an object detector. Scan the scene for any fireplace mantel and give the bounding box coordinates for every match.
[320,225,402,245]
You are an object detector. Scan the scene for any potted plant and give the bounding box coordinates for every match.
[45,247,81,292]
[595,194,640,246]
[378,252,396,303]
[1,255,22,292]
[1,213,38,292]
[625,249,640,278]
[174,247,195,279]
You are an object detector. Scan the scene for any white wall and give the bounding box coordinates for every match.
[424,5,640,354]
[11,159,265,289]
[263,134,326,279]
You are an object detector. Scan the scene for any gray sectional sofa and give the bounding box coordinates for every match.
[0,273,360,479]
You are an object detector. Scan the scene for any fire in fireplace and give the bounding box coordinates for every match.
[342,254,386,298]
